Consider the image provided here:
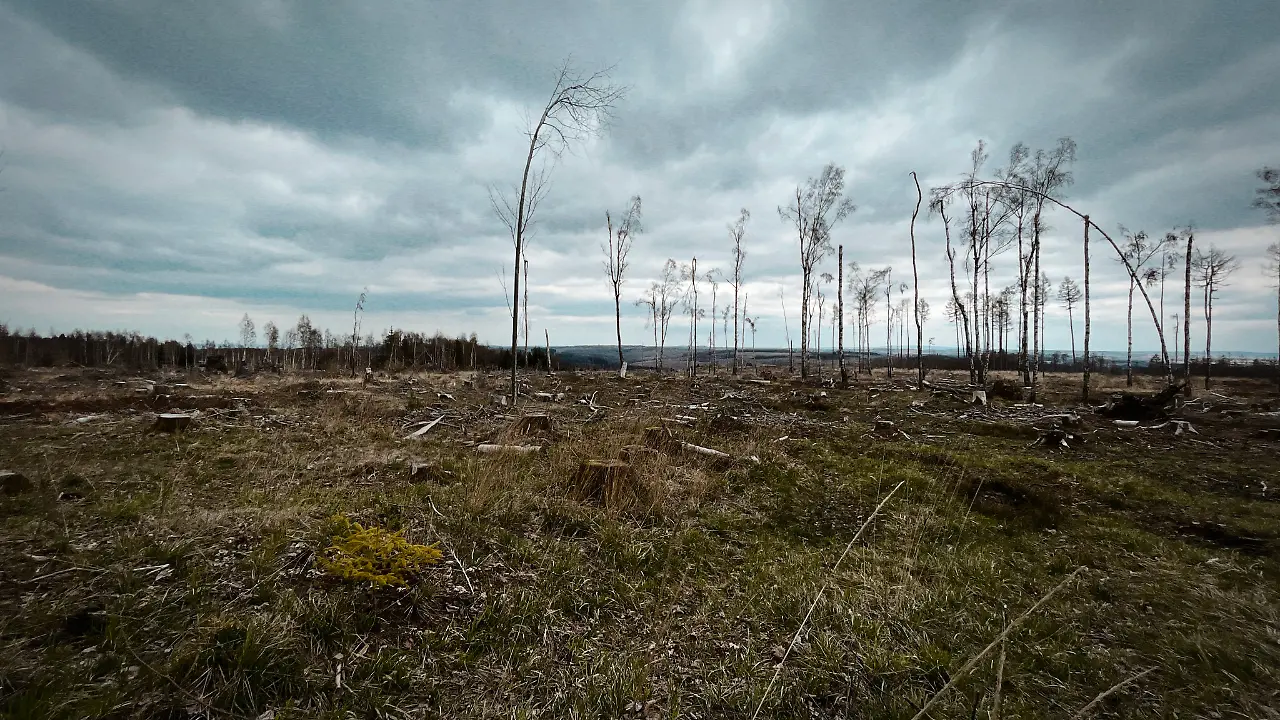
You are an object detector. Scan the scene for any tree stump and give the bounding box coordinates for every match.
[153,413,193,433]
[148,383,172,397]
[1,470,33,495]
[517,414,554,435]
[409,462,453,484]
[570,460,635,508]
[620,445,660,463]
[643,426,678,452]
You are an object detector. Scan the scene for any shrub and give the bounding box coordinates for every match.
[317,515,442,587]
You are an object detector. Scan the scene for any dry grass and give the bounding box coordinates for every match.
[1,365,1278,718]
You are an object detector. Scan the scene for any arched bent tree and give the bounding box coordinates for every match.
[949,179,1176,395]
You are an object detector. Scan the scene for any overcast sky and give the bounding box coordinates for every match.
[2,0,1278,354]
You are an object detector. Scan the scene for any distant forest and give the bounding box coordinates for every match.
[2,323,1276,383]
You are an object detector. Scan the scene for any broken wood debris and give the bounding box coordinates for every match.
[476,444,542,455]
[403,415,445,440]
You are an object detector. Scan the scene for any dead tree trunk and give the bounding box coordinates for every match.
[910,171,924,385]
[1182,229,1194,395]
[838,245,847,387]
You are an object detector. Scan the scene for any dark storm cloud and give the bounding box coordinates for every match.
[1,0,1277,350]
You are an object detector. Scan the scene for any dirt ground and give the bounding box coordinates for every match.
[1,364,1278,719]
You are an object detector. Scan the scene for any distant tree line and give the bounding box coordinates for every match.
[0,320,564,373]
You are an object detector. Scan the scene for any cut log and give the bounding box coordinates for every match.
[681,442,730,460]
[1,470,33,495]
[403,415,445,440]
[517,414,555,435]
[570,460,636,507]
[153,413,193,433]
[482,443,542,454]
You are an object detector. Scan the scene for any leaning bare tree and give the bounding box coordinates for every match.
[778,163,856,378]
[728,208,749,375]
[490,59,626,403]
[603,195,643,370]
[1193,247,1240,389]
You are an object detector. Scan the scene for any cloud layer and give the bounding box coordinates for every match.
[2,0,1278,354]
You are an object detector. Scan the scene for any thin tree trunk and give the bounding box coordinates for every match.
[800,268,810,378]
[838,245,847,386]
[1068,305,1076,363]
[1204,285,1213,389]
[1032,213,1042,393]
[1126,278,1135,386]
[1182,231,1194,394]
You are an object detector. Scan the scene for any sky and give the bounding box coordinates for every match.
[2,0,1279,355]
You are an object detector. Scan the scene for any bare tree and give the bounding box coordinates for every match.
[909,171,925,384]
[1116,229,1165,385]
[1181,227,1195,392]
[349,288,367,377]
[490,59,626,402]
[779,287,793,373]
[652,259,683,370]
[882,267,895,378]
[728,208,749,375]
[778,163,856,378]
[1193,247,1240,389]
[1255,167,1280,222]
[603,195,643,369]
[1057,276,1082,363]
[1255,168,1280,388]
[838,245,847,386]
[263,321,279,366]
[931,190,971,375]
[1267,243,1280,388]
[523,258,530,365]
[1083,216,1092,399]
[239,313,256,358]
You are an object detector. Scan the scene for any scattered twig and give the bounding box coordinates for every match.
[750,481,905,720]
[910,567,1087,720]
[1069,667,1156,719]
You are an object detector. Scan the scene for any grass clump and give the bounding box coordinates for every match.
[317,515,442,587]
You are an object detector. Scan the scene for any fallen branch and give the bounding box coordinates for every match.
[1070,667,1156,719]
[403,415,445,440]
[476,444,542,455]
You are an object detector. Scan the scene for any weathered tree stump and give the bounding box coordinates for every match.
[643,426,678,452]
[148,383,172,397]
[153,413,193,433]
[409,462,453,484]
[570,460,635,508]
[1,470,33,495]
[517,414,555,435]
[620,445,660,463]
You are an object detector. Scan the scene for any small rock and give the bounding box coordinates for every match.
[1,470,33,495]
